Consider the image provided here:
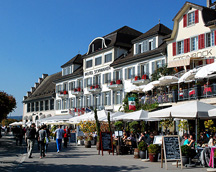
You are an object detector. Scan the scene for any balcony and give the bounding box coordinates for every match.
[58,91,69,98]
[71,87,83,95]
[87,85,101,93]
[131,74,150,85]
[107,79,123,90]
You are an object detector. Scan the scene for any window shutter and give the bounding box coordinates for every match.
[81,96,83,108]
[73,98,75,108]
[98,74,101,85]
[132,67,135,77]
[90,78,92,86]
[201,34,205,49]
[183,14,187,27]
[92,95,94,108]
[120,69,122,80]
[195,10,199,24]
[102,93,104,106]
[184,38,190,53]
[113,71,116,81]
[173,42,176,56]
[199,34,205,49]
[108,73,111,82]
[146,63,149,75]
[103,74,105,84]
[120,91,123,104]
[84,79,87,88]
[93,76,96,85]
[135,44,138,54]
[124,69,127,80]
[184,39,187,53]
[113,91,115,105]
[152,61,155,73]
[108,91,111,106]
[214,30,216,45]
[138,65,141,76]
[84,96,86,108]
[153,37,156,49]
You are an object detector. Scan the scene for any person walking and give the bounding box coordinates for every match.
[38,125,47,159]
[55,125,65,153]
[63,126,70,148]
[26,123,36,158]
[44,125,50,154]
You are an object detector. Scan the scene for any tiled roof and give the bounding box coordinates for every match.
[23,72,62,102]
[61,54,83,68]
[110,42,167,68]
[132,24,172,43]
[82,26,142,58]
[53,66,83,83]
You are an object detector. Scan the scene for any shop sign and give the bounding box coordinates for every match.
[85,66,111,76]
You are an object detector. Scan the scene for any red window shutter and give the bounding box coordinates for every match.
[173,42,176,56]
[195,10,199,23]
[201,34,205,49]
[184,39,187,53]
[206,59,210,64]
[187,38,190,52]
[210,59,214,64]
[183,14,187,27]
[198,35,201,49]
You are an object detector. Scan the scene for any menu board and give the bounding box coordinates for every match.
[101,132,112,150]
[163,136,181,160]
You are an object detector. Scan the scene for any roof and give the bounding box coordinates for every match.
[110,42,167,68]
[61,54,83,68]
[53,66,83,83]
[83,26,142,59]
[132,24,172,43]
[23,72,62,102]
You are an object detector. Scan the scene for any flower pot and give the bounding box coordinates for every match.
[85,141,91,148]
[139,150,147,159]
[134,148,139,159]
[149,153,158,162]
[182,156,189,166]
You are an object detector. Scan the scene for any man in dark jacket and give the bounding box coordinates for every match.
[26,123,36,158]
[146,134,154,145]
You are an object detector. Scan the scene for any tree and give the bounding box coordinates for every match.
[151,65,175,81]
[0,91,16,122]
[1,118,18,126]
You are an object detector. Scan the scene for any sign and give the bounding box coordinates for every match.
[161,135,182,170]
[128,97,136,111]
[153,135,163,145]
[85,66,111,76]
[70,133,76,143]
[115,131,123,137]
[100,132,114,156]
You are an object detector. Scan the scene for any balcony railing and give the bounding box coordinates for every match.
[87,85,101,92]
[71,87,83,95]
[58,90,69,97]
[131,73,150,85]
[107,79,123,89]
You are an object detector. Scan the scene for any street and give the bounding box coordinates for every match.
[0,135,210,172]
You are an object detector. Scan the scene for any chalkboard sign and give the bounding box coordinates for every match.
[100,132,114,156]
[161,135,182,170]
[70,133,76,143]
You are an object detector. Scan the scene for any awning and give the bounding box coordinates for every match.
[167,58,190,68]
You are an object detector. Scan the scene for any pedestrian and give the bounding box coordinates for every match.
[36,126,40,150]
[55,125,65,153]
[38,125,47,159]
[63,126,70,148]
[44,125,50,154]
[26,123,36,158]
[18,126,24,146]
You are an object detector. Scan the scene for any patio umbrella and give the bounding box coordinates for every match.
[113,110,160,121]
[159,76,178,85]
[9,121,24,126]
[38,114,73,124]
[99,111,125,122]
[208,108,216,117]
[143,80,160,92]
[149,100,216,142]
[178,68,201,83]
[195,62,216,79]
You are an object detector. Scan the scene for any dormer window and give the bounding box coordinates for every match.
[183,10,199,28]
[188,12,195,26]
[135,38,156,55]
[87,37,109,55]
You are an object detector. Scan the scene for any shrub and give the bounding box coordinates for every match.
[138,141,148,151]
[148,144,160,154]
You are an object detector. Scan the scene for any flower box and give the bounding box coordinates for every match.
[116,80,121,84]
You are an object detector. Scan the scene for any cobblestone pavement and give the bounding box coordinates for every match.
[0,135,211,172]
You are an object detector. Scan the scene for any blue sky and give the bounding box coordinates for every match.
[0,0,206,117]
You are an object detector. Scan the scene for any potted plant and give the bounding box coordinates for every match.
[148,144,160,162]
[77,136,84,145]
[178,120,188,134]
[138,141,148,159]
[160,118,173,135]
[181,145,191,165]
[84,135,92,148]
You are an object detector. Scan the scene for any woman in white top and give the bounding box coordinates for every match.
[208,135,214,147]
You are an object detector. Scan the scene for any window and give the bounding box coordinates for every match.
[56,85,62,93]
[27,103,30,112]
[105,92,110,106]
[149,40,153,50]
[77,79,83,88]
[86,59,92,68]
[177,41,184,54]
[128,68,132,79]
[115,91,122,105]
[45,100,49,110]
[86,77,92,87]
[152,59,165,73]
[36,102,39,111]
[86,96,91,107]
[69,98,75,108]
[62,99,67,109]
[103,73,111,84]
[93,75,101,85]
[40,101,44,111]
[191,36,198,51]
[50,99,54,110]
[95,56,102,66]
[63,83,68,91]
[31,103,35,112]
[140,64,149,75]
[206,32,214,47]
[125,67,135,79]
[69,82,75,90]
[56,100,61,110]
[105,53,112,63]
[188,12,195,26]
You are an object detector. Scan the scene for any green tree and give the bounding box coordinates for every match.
[1,118,18,126]
[151,65,175,81]
[0,91,16,122]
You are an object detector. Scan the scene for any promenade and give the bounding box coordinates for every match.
[0,135,210,172]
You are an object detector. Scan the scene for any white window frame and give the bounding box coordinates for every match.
[95,56,102,66]
[177,40,184,55]
[188,11,195,26]
[86,59,93,68]
[104,53,112,63]
[191,36,198,51]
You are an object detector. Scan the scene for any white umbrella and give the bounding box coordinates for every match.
[125,85,145,93]
[178,68,201,83]
[195,62,216,79]
[159,76,178,85]
[208,108,216,117]
[69,112,93,123]
[9,121,23,126]
[100,111,124,121]
[143,81,160,92]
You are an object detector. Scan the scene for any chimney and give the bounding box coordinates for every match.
[31,87,36,93]
[23,96,27,100]
[38,78,43,84]
[207,0,212,7]
[27,91,31,97]
[42,74,48,79]
[35,82,39,88]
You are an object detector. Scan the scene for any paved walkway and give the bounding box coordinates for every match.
[0,135,212,172]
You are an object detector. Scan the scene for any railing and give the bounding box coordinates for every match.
[71,87,83,94]
[87,85,101,91]
[107,79,123,87]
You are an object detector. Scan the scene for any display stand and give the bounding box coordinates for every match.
[99,132,114,156]
[161,135,183,170]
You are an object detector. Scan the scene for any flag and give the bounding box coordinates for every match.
[128,97,136,111]
[78,109,81,116]
[86,107,91,113]
[69,109,75,117]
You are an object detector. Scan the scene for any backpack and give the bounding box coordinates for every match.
[26,128,31,139]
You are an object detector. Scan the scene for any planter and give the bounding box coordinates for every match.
[85,141,91,148]
[182,156,189,165]
[172,90,178,102]
[77,140,84,145]
[149,153,158,162]
[134,148,139,159]
[139,150,147,159]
